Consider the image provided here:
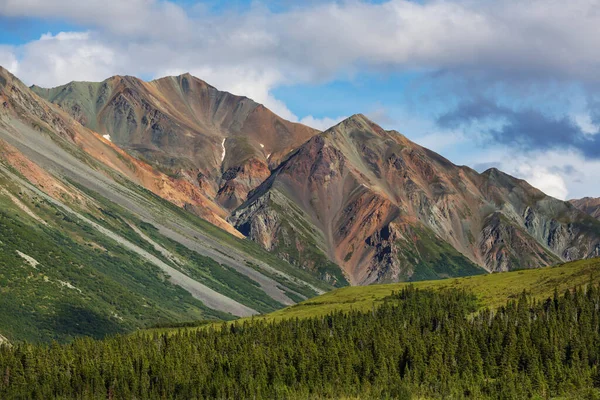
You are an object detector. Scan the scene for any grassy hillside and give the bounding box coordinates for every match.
[265,257,600,321]
[0,161,330,343]
[6,266,600,399]
[0,173,231,343]
[147,257,600,336]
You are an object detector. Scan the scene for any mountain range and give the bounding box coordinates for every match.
[2,65,600,340]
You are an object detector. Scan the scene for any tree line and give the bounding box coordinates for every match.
[1,286,600,399]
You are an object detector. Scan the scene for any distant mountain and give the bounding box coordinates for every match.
[0,66,329,342]
[32,74,317,211]
[570,197,600,220]
[232,114,600,284]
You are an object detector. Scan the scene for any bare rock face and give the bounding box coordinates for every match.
[232,114,600,284]
[233,192,282,251]
[570,197,600,220]
[26,68,600,286]
[32,73,318,213]
[217,158,271,210]
[0,67,241,237]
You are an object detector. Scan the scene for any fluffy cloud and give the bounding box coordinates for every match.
[4,0,600,83]
[299,115,346,131]
[515,164,569,200]
[14,32,117,88]
[0,45,18,75]
[0,0,192,39]
[3,1,600,92]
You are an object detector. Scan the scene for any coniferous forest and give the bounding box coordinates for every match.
[1,287,600,399]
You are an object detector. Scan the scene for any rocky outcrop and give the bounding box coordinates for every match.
[217,158,271,209]
[232,114,600,284]
[570,197,600,220]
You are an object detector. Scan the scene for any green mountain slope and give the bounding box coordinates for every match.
[148,257,600,334]
[0,67,331,343]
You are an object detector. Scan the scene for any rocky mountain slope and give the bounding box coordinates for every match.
[570,197,600,220]
[232,114,600,284]
[32,74,317,212]
[0,66,331,342]
[26,70,600,287]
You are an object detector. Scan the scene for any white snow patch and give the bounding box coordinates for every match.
[103,134,111,142]
[58,280,82,293]
[16,250,39,269]
[221,138,226,162]
[259,143,265,148]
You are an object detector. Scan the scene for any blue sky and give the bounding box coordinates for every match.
[0,0,599,199]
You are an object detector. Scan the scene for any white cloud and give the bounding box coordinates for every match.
[13,31,117,87]
[0,45,18,75]
[3,0,600,90]
[299,115,346,131]
[0,0,192,39]
[514,164,569,200]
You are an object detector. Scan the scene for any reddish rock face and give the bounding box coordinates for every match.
[1,67,242,237]
[25,68,600,286]
[570,197,600,220]
[216,158,272,210]
[32,73,318,212]
[232,114,600,284]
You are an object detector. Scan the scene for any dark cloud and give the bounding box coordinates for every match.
[437,98,507,129]
[437,99,600,159]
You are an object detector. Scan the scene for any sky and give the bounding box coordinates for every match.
[0,0,599,200]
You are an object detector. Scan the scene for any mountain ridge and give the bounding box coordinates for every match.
[31,72,319,213]
[19,66,600,285]
[232,113,600,283]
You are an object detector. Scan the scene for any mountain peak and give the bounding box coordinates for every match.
[339,113,373,126]
[322,113,390,142]
[482,167,501,175]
